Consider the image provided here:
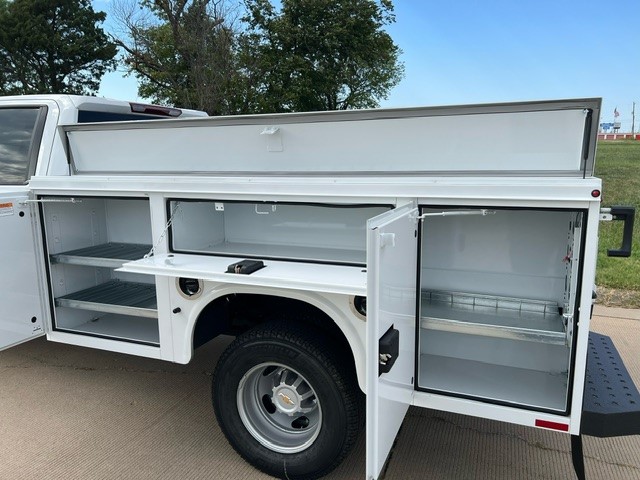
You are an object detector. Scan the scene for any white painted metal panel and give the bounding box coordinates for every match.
[420,209,574,303]
[64,102,596,176]
[567,203,600,435]
[118,253,367,296]
[169,200,388,265]
[0,194,45,350]
[366,204,418,480]
[26,172,603,205]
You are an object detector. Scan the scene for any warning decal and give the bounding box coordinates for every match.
[0,202,14,216]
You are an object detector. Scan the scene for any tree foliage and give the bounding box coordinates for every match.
[112,0,242,115]
[113,0,403,113]
[240,0,404,112]
[0,0,117,95]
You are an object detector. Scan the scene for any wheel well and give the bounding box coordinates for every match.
[193,293,352,357]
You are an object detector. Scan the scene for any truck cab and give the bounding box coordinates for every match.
[0,95,206,350]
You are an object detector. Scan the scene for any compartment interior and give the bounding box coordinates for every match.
[417,207,583,412]
[43,197,158,345]
[169,200,390,265]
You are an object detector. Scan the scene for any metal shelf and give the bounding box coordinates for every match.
[418,353,568,411]
[50,243,151,268]
[56,314,160,346]
[55,280,157,318]
[420,291,566,345]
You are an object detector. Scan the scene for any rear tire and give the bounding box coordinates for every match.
[212,322,362,479]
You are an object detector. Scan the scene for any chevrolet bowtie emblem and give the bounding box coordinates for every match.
[278,392,295,406]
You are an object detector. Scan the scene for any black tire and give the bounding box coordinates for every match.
[212,321,363,480]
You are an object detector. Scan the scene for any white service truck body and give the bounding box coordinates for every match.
[1,95,638,480]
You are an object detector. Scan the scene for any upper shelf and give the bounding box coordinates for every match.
[50,242,151,268]
[420,291,567,345]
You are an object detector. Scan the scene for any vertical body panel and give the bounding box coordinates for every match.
[569,203,600,434]
[366,205,418,479]
[0,194,45,349]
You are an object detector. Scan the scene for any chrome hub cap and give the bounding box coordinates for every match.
[237,363,322,454]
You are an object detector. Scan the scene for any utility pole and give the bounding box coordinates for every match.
[632,102,636,137]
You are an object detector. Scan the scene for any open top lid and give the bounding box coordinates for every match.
[62,98,601,178]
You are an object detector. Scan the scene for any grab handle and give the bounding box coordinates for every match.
[606,206,635,257]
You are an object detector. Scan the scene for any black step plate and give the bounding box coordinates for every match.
[581,332,640,437]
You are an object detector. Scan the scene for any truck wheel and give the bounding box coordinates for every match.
[212,322,362,480]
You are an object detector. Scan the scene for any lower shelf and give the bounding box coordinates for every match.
[55,280,158,319]
[56,313,159,346]
[418,353,568,412]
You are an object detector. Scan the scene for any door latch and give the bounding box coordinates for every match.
[379,326,399,376]
[379,353,393,364]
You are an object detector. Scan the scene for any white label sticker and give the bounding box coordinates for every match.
[0,202,14,216]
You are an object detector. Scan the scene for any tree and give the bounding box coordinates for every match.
[112,0,243,115]
[0,0,117,95]
[240,0,404,112]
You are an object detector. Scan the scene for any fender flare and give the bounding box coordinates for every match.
[182,284,367,391]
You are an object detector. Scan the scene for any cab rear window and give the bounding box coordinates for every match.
[0,107,46,185]
[77,110,164,123]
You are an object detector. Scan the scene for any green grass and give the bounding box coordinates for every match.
[594,141,640,306]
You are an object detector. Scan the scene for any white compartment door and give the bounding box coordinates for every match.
[366,204,418,479]
[0,194,45,350]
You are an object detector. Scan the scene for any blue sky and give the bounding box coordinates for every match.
[97,0,640,130]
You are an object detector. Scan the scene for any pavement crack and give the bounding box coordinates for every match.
[414,414,640,472]
[422,414,558,451]
[6,354,213,377]
[422,415,566,454]
[582,456,640,472]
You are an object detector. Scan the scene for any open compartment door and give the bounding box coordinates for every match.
[366,204,418,479]
[0,195,45,350]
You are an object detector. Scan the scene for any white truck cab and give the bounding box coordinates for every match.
[0,95,205,351]
[0,96,637,480]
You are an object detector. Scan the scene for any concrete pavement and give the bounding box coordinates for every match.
[1,305,639,479]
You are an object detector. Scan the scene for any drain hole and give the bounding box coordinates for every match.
[292,416,310,429]
[262,395,277,414]
[262,365,278,376]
